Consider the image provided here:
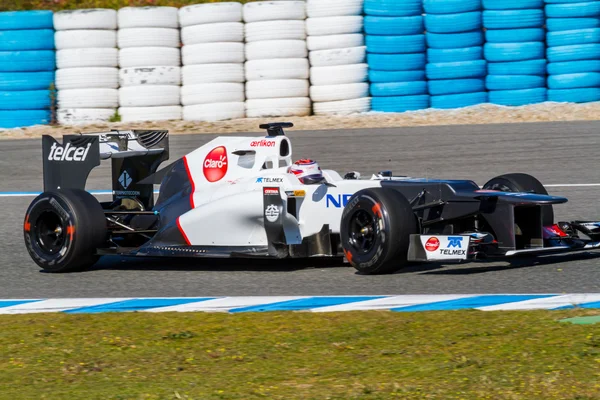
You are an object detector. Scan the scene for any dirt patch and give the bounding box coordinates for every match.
[1,102,600,140]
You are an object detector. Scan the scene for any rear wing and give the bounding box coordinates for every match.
[42,130,169,209]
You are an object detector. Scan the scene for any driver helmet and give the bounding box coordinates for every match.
[289,159,325,184]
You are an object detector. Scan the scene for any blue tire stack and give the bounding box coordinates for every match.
[545,0,600,103]
[0,11,55,129]
[365,0,429,112]
[483,0,547,106]
[424,0,487,109]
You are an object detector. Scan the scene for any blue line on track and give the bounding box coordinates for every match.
[391,295,556,312]
[0,300,43,309]
[0,190,160,196]
[64,298,216,314]
[229,296,386,313]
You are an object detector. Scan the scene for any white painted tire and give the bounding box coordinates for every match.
[56,67,119,90]
[118,28,179,48]
[246,97,311,118]
[57,48,118,68]
[313,97,371,115]
[58,88,119,108]
[179,3,242,27]
[310,83,369,102]
[55,30,116,50]
[119,85,180,107]
[183,102,246,121]
[119,66,181,86]
[246,79,309,99]
[307,0,364,18]
[117,7,179,29]
[182,42,244,65]
[119,47,181,68]
[119,106,182,122]
[243,1,306,23]
[181,83,245,106]
[306,16,363,36]
[310,63,368,85]
[307,34,364,51]
[245,20,306,42]
[309,47,366,67]
[57,108,116,125]
[245,58,309,80]
[246,40,307,60]
[182,64,245,84]
[181,22,244,45]
[54,9,117,30]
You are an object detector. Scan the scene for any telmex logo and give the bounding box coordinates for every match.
[203,146,228,182]
[326,194,353,208]
[47,143,91,162]
[250,140,276,147]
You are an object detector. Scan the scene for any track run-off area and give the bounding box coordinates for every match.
[2,120,600,301]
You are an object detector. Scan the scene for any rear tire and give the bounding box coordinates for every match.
[340,188,417,275]
[23,189,107,272]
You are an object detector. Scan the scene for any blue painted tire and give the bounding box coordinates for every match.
[546,17,600,32]
[548,88,600,102]
[371,95,430,112]
[482,0,543,9]
[0,51,56,72]
[483,10,544,29]
[548,72,600,89]
[484,42,545,62]
[487,59,547,75]
[426,31,484,49]
[547,28,600,47]
[426,60,487,79]
[0,72,55,91]
[425,12,482,34]
[430,92,488,109]
[371,81,427,96]
[547,44,600,62]
[424,0,481,14]
[0,90,52,110]
[485,75,546,90]
[364,0,423,17]
[364,16,423,35]
[0,110,51,129]
[0,11,53,30]
[0,30,55,51]
[547,60,600,74]
[366,35,425,54]
[428,78,485,95]
[489,88,547,106]
[485,28,545,43]
[367,53,426,71]
[368,70,426,83]
[545,2,600,18]
[427,46,483,63]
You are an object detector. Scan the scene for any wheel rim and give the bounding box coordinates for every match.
[34,211,65,254]
[348,209,377,254]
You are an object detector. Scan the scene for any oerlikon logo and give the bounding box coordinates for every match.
[203,146,228,182]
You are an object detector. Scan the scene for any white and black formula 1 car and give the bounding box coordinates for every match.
[23,123,600,274]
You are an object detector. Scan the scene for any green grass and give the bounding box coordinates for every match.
[2,0,253,12]
[2,310,600,399]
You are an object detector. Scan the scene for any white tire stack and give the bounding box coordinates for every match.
[54,9,119,125]
[117,7,182,122]
[243,1,311,118]
[179,2,245,121]
[306,0,370,115]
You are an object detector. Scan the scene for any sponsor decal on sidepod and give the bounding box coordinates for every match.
[422,236,468,260]
[203,146,228,182]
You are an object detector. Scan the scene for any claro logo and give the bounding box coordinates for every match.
[203,146,228,182]
[47,142,91,162]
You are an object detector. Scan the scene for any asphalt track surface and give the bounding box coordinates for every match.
[2,121,600,299]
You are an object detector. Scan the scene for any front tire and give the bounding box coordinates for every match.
[23,189,107,272]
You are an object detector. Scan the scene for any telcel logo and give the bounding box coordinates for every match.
[203,146,228,182]
[47,142,91,162]
[326,194,353,208]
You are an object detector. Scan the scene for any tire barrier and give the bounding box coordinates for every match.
[307,0,369,115]
[545,0,600,103]
[425,0,487,109]
[0,11,54,129]
[484,1,547,106]
[367,0,427,112]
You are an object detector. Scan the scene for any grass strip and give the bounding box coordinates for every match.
[2,309,600,399]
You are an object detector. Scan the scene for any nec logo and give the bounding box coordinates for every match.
[326,194,353,208]
[47,142,92,162]
[447,237,463,248]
